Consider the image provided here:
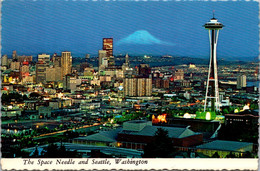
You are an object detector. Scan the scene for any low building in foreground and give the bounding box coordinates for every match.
[22,142,143,158]
[72,120,203,151]
[117,120,203,150]
[73,128,122,147]
[195,140,253,158]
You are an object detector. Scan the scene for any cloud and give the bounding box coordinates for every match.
[116,30,175,46]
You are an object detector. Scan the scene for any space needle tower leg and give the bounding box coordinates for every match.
[203,14,224,112]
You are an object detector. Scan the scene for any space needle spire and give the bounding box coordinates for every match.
[203,13,224,112]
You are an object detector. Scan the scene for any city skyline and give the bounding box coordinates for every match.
[1,1,259,164]
[1,0,259,61]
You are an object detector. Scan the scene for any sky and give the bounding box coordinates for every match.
[1,0,259,61]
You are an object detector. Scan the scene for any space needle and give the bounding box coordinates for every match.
[203,13,224,112]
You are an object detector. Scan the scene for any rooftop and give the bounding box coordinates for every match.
[120,125,197,139]
[196,140,253,152]
[74,128,122,143]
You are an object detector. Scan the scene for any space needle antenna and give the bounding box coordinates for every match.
[203,13,224,112]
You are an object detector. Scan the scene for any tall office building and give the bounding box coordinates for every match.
[52,53,62,67]
[10,61,20,71]
[124,76,152,97]
[36,61,48,83]
[139,64,151,77]
[12,50,18,60]
[98,50,107,68]
[203,15,224,112]
[122,54,130,74]
[61,51,72,78]
[103,38,114,66]
[17,55,33,63]
[38,54,50,63]
[237,75,246,89]
[46,67,62,82]
[1,55,8,66]
[20,64,30,77]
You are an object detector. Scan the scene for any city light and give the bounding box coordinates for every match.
[1,5,258,162]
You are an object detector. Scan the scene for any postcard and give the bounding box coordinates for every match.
[1,0,259,170]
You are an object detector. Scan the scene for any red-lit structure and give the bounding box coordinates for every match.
[103,38,114,66]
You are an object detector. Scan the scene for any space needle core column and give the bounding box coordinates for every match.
[203,15,224,112]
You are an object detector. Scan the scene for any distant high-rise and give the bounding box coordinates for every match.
[237,75,246,89]
[1,55,8,66]
[12,50,18,60]
[139,64,151,78]
[52,53,62,67]
[122,54,130,75]
[203,14,224,112]
[103,38,114,66]
[17,55,33,63]
[124,76,152,97]
[98,50,107,68]
[103,38,113,57]
[36,61,48,83]
[38,53,50,63]
[10,61,20,71]
[61,51,72,78]
[46,67,62,82]
[85,54,90,62]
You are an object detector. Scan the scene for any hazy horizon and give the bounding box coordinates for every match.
[1,0,259,61]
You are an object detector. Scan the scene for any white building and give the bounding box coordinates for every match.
[237,75,246,89]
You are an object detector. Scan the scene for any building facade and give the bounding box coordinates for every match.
[237,75,246,89]
[103,38,114,66]
[38,54,50,63]
[36,61,48,83]
[61,51,72,78]
[124,76,152,97]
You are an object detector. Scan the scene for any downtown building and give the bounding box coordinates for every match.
[237,74,246,89]
[103,38,115,66]
[61,51,72,78]
[1,55,8,67]
[36,61,48,83]
[38,53,50,64]
[123,76,152,97]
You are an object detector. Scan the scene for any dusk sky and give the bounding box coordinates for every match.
[1,0,259,60]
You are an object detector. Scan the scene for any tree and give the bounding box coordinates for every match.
[211,152,220,158]
[226,152,236,158]
[143,128,175,158]
[243,151,254,158]
[42,143,82,158]
[29,92,42,99]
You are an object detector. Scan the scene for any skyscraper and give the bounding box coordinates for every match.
[38,53,50,63]
[122,54,130,75]
[203,15,224,112]
[125,53,129,65]
[98,50,107,68]
[52,53,62,67]
[61,51,72,78]
[237,75,247,89]
[12,50,18,60]
[1,55,8,66]
[124,76,152,97]
[36,61,48,83]
[103,38,114,66]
